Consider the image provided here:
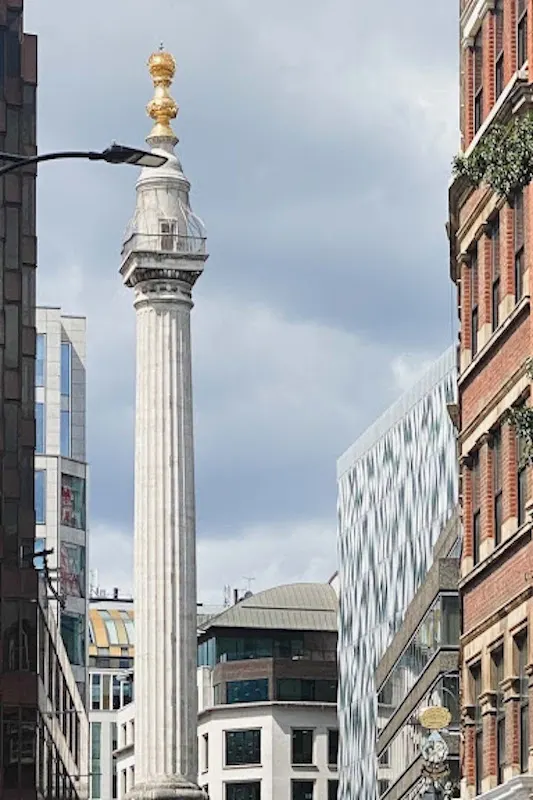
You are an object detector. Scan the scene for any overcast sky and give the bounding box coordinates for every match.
[25,0,459,606]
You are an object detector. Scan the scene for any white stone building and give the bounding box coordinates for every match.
[110,583,339,800]
[35,306,88,696]
[87,594,135,800]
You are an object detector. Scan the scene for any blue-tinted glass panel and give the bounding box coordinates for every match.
[35,470,45,524]
[60,409,71,457]
[226,679,269,704]
[61,341,71,397]
[60,613,85,665]
[91,722,101,798]
[60,474,85,529]
[35,402,45,454]
[34,538,46,571]
[35,333,45,387]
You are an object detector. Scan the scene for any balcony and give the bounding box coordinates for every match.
[121,232,207,263]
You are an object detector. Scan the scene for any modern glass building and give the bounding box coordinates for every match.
[337,348,458,800]
[35,307,88,698]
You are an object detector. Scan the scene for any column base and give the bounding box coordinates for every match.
[126,777,207,800]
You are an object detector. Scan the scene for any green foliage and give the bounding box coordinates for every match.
[507,406,533,466]
[452,113,533,197]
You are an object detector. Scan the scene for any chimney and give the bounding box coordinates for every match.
[233,588,239,605]
[113,587,119,599]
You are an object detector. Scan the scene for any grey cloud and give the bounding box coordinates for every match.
[27,0,460,587]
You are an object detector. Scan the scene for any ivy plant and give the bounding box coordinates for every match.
[507,360,533,466]
[452,112,533,197]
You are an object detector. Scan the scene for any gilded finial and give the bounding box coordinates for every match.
[146,48,178,141]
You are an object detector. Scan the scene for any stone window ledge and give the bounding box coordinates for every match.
[475,774,533,800]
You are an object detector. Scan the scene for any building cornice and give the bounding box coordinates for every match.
[198,700,337,722]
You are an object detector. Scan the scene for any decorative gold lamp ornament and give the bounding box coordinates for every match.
[146,44,178,141]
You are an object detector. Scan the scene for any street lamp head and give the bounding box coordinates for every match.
[100,143,167,168]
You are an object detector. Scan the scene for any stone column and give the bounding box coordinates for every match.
[502,675,520,781]
[129,276,203,800]
[462,705,476,799]
[480,690,497,790]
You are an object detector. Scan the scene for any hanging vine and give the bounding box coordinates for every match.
[507,360,533,466]
[452,112,533,197]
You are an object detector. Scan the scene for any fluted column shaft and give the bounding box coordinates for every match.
[133,277,198,787]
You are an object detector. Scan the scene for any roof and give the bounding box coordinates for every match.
[88,602,224,658]
[89,605,135,659]
[200,583,338,634]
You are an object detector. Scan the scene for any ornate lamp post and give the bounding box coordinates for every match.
[418,706,459,800]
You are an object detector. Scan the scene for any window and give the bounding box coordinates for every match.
[60,474,86,529]
[33,538,45,571]
[328,729,339,765]
[470,663,483,796]
[277,678,337,703]
[491,214,501,330]
[60,410,71,458]
[225,730,261,766]
[60,542,86,598]
[35,401,45,454]
[36,333,45,387]
[442,594,460,644]
[473,30,484,133]
[492,428,503,544]
[514,190,525,302]
[91,722,101,799]
[517,0,528,69]
[472,451,481,564]
[60,613,85,666]
[517,419,528,526]
[60,342,71,457]
[378,748,390,767]
[328,781,338,800]
[226,782,261,800]
[226,678,269,704]
[202,733,209,771]
[492,648,505,784]
[495,0,504,98]
[470,245,479,357]
[378,781,390,797]
[112,676,121,710]
[292,782,314,800]
[516,630,529,773]
[160,219,176,251]
[292,729,313,765]
[60,342,71,397]
[91,674,101,710]
[35,470,46,524]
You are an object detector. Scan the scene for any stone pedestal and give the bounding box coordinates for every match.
[127,776,207,800]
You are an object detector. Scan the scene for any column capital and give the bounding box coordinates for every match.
[502,676,520,701]
[480,690,497,714]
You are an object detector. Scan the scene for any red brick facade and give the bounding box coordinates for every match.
[451,1,533,795]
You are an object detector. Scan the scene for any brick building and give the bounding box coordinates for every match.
[0,2,89,797]
[448,1,533,798]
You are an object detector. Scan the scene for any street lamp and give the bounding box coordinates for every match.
[0,143,167,178]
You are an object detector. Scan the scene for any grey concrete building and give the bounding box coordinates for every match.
[375,513,461,800]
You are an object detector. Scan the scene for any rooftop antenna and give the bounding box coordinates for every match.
[243,576,255,593]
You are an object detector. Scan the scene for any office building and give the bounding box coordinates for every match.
[337,348,458,800]
[0,4,89,796]
[448,1,533,796]
[113,583,338,800]
[88,593,135,800]
[375,512,461,800]
[35,307,88,696]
